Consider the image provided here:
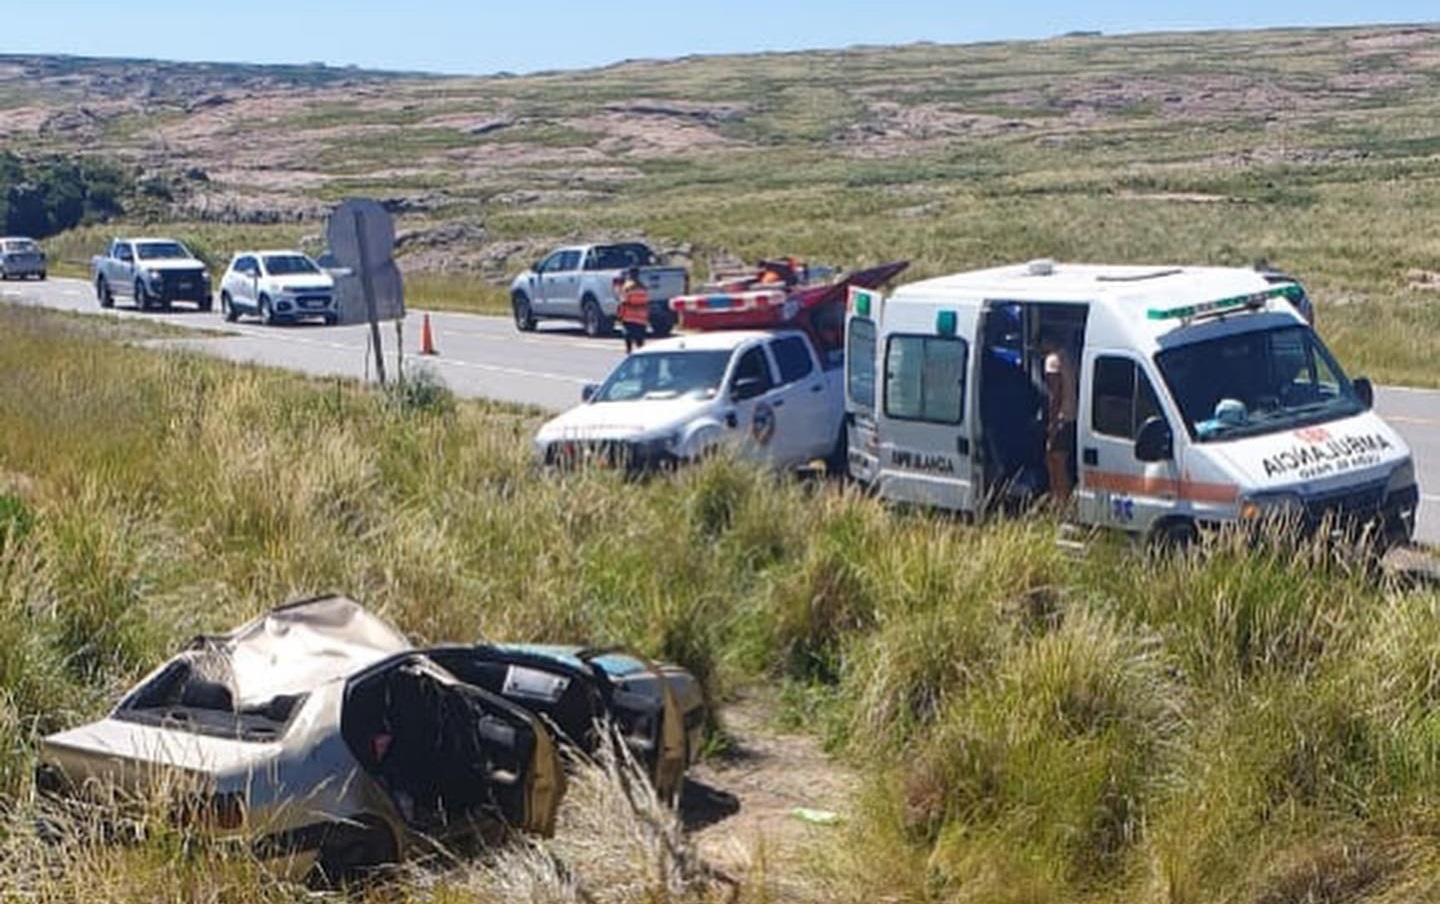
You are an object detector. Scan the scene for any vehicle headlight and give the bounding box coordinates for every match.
[1238,492,1305,521]
[1386,458,1415,493]
[146,268,164,281]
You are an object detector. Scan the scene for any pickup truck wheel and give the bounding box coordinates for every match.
[512,291,536,332]
[134,280,150,312]
[649,312,675,339]
[220,292,239,323]
[825,423,849,477]
[198,293,213,313]
[581,295,612,338]
[37,271,46,281]
[259,295,276,326]
[96,278,114,308]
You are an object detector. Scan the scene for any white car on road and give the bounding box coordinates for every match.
[220,251,338,325]
[535,329,846,472]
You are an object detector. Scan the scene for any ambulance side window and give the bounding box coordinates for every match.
[846,319,877,412]
[1092,356,1162,440]
[884,335,967,424]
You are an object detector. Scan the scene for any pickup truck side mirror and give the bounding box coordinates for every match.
[1352,377,1374,410]
[581,383,599,402]
[731,376,766,402]
[1134,416,1174,463]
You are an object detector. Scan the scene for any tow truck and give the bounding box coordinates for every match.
[533,259,908,472]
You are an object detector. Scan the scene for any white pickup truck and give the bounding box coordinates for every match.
[92,237,212,312]
[535,329,846,472]
[510,242,688,338]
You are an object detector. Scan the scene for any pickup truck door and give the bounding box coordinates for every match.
[875,318,979,514]
[765,335,835,468]
[725,344,783,466]
[540,249,583,317]
[111,243,136,295]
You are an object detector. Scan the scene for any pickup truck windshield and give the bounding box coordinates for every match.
[135,241,192,261]
[589,244,660,270]
[263,254,320,275]
[1156,324,1364,442]
[595,350,731,402]
[4,240,38,253]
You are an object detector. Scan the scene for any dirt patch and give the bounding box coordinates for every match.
[846,101,1033,142]
[1406,269,1440,292]
[1329,71,1420,92]
[1346,27,1439,52]
[685,692,858,883]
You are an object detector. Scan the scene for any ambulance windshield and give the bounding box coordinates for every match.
[595,350,732,402]
[1155,324,1365,442]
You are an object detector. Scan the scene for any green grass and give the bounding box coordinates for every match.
[1,304,1439,902]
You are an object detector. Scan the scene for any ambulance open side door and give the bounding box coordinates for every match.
[844,287,881,483]
[872,303,980,514]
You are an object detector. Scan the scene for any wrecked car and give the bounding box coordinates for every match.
[426,643,705,803]
[36,596,566,882]
[35,595,708,882]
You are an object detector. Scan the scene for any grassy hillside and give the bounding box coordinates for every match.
[1,306,1438,903]
[4,25,1440,383]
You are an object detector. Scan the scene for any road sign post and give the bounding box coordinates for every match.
[327,198,406,387]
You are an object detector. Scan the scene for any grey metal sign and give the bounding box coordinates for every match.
[327,198,405,324]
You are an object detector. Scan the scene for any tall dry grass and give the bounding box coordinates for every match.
[0,304,1437,902]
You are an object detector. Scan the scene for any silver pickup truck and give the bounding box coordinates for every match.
[510,242,687,338]
[92,237,213,312]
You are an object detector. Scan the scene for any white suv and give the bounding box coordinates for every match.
[219,250,337,325]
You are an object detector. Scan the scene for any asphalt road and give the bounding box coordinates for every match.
[4,277,1438,544]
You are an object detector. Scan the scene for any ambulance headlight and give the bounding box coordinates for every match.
[1385,458,1415,494]
[1238,492,1304,521]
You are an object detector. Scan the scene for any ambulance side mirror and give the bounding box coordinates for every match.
[581,383,599,402]
[1353,377,1374,410]
[1134,416,1174,463]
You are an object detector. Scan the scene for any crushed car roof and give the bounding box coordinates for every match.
[187,594,410,710]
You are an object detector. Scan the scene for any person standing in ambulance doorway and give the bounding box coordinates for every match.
[618,267,650,354]
[1041,329,1079,505]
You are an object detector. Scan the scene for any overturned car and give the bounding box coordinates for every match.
[35,595,705,882]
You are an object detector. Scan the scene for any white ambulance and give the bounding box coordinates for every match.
[844,260,1419,547]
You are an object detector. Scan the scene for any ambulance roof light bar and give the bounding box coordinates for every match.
[1146,284,1303,324]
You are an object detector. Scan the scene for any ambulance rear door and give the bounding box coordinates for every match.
[873,301,980,514]
[844,287,881,482]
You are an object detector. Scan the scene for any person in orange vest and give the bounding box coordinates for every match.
[618,266,651,354]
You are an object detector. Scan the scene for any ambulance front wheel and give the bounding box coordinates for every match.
[1149,518,1198,553]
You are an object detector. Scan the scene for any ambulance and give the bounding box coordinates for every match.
[845,260,1419,547]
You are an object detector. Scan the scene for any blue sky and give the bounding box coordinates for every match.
[4,1,1437,75]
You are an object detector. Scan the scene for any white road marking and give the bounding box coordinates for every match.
[1425,494,1440,504]
[1380,384,1440,396]
[1386,415,1440,427]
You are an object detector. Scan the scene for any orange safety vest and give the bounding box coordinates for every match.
[619,282,650,326]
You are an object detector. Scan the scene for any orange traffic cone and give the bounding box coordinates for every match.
[420,313,438,356]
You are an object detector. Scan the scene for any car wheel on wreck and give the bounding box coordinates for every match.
[313,818,397,887]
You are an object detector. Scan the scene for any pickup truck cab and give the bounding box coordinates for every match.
[511,243,687,338]
[845,260,1418,549]
[535,329,846,473]
[0,237,46,280]
[219,250,338,325]
[93,237,212,311]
